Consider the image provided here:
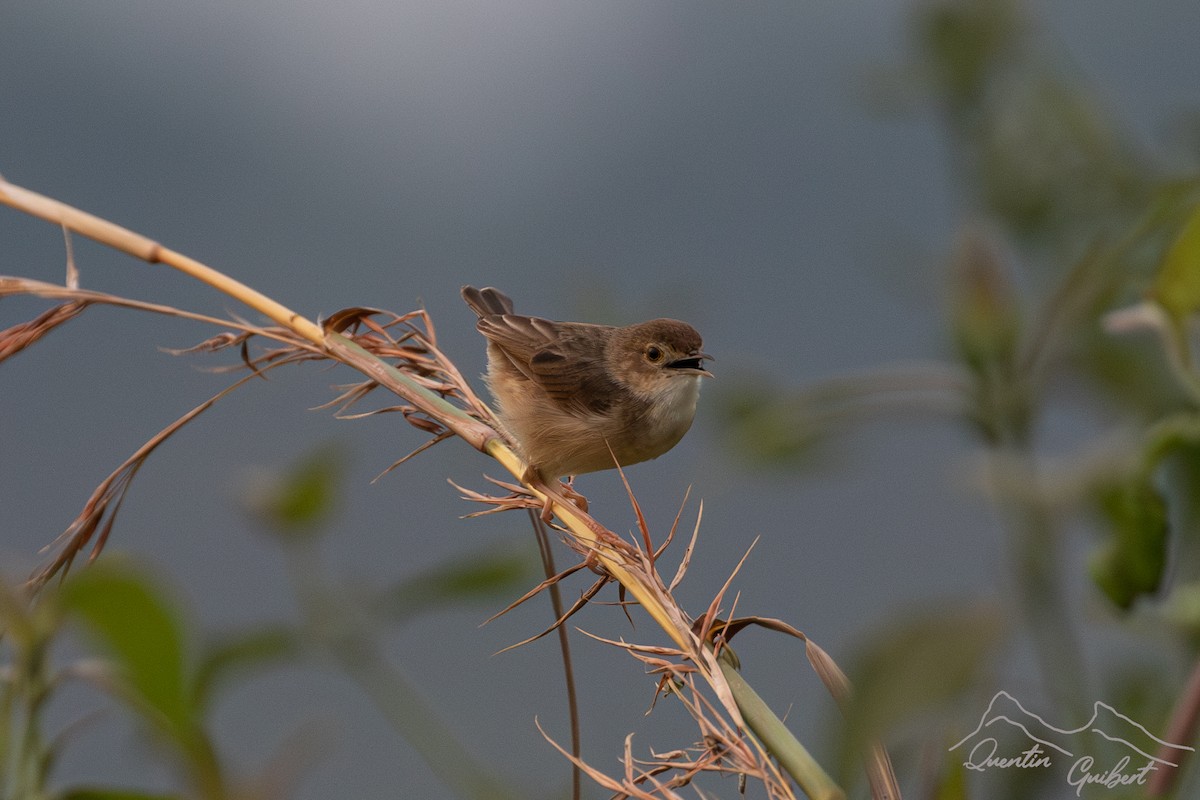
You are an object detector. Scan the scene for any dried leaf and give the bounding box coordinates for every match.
[0,300,89,362]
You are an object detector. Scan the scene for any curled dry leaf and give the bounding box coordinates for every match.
[0,299,90,362]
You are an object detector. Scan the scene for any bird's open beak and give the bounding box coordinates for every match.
[666,352,714,375]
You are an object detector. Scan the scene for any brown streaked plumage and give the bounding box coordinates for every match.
[462,286,711,482]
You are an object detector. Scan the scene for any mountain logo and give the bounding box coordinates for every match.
[950,691,1192,795]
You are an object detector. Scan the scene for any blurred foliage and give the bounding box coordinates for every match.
[915,0,1155,249]
[949,228,1030,444]
[241,444,345,539]
[59,565,197,748]
[1153,204,1200,317]
[58,791,178,800]
[836,606,1006,786]
[1,445,536,800]
[371,550,533,624]
[916,0,1021,112]
[719,373,831,470]
[713,0,1200,796]
[1088,479,1168,611]
[1,574,67,800]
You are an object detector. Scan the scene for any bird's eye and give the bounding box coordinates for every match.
[645,345,664,363]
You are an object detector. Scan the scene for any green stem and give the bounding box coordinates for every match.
[719,656,845,800]
[988,422,1089,723]
[1008,490,1088,722]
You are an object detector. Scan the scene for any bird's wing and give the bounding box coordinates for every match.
[478,317,618,414]
[475,314,560,379]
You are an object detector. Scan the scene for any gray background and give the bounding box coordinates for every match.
[3,1,1198,797]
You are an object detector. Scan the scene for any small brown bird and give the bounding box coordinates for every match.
[462,286,711,484]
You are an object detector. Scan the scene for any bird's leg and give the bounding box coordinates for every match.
[522,466,560,523]
[538,492,556,524]
[559,477,589,513]
[525,468,589,522]
[527,472,629,554]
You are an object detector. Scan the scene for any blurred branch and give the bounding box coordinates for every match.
[279,541,524,800]
[949,226,1090,721]
[1149,653,1200,796]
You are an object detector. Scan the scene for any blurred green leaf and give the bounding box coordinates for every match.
[931,750,968,800]
[59,562,195,741]
[951,229,1020,376]
[717,391,826,469]
[372,542,536,623]
[193,625,302,710]
[60,790,181,800]
[1089,481,1168,611]
[1080,327,1189,418]
[949,229,1033,445]
[1104,663,1175,741]
[1162,581,1200,637]
[837,605,1006,783]
[1152,203,1200,324]
[977,78,1148,243]
[909,0,1154,251]
[917,0,1021,110]
[1158,437,1200,594]
[245,444,344,538]
[1141,414,1200,474]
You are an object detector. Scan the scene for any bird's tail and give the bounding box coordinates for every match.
[461,285,515,317]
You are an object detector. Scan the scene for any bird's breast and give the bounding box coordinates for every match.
[617,374,701,459]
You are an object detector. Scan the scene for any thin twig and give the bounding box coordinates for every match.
[528,509,583,800]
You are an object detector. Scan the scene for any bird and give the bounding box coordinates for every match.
[462,286,711,486]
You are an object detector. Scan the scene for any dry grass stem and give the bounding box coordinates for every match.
[537,653,800,800]
[490,578,608,656]
[28,371,268,587]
